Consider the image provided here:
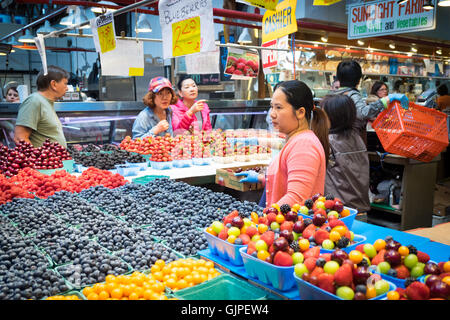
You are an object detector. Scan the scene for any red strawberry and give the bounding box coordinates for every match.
[273,251,293,267]
[266,212,277,224]
[416,251,430,264]
[302,224,317,239]
[355,244,365,253]
[258,216,268,225]
[371,249,386,265]
[329,219,346,229]
[324,200,335,210]
[395,265,410,279]
[317,273,335,294]
[334,263,353,286]
[238,234,250,245]
[245,226,258,238]
[321,253,332,261]
[268,244,275,254]
[233,69,243,76]
[311,266,324,278]
[218,227,229,240]
[304,246,320,259]
[314,229,330,245]
[405,281,430,300]
[236,62,246,70]
[247,241,256,255]
[225,66,235,74]
[304,257,318,272]
[260,231,275,247]
[280,221,293,232]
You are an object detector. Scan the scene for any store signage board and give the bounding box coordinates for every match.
[262,39,278,72]
[158,0,216,60]
[185,48,220,74]
[225,47,260,80]
[262,0,297,44]
[90,12,116,53]
[34,33,47,75]
[100,39,144,77]
[313,0,342,5]
[347,0,437,39]
[236,0,279,11]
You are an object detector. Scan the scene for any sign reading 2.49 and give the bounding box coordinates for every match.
[172,16,201,57]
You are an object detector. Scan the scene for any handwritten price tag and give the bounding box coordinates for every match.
[172,16,201,57]
[97,23,116,53]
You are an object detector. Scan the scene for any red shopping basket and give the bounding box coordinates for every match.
[372,101,449,162]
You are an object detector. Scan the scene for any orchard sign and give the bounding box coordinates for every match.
[347,0,436,39]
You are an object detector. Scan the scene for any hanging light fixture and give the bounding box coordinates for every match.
[91,1,119,14]
[135,13,152,33]
[357,39,365,46]
[423,0,435,10]
[438,0,450,6]
[320,34,328,43]
[389,42,396,49]
[72,6,90,29]
[36,20,58,35]
[410,44,418,53]
[59,6,75,26]
[238,28,252,44]
[436,48,442,55]
[397,0,409,4]
[18,30,35,43]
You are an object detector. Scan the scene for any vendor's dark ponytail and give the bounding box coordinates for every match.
[274,80,330,162]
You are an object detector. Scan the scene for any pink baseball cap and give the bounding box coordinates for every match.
[148,76,173,93]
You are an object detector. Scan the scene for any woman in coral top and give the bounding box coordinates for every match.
[236,80,330,207]
[171,75,212,134]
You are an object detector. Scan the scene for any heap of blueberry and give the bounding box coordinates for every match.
[77,215,129,240]
[0,237,68,300]
[95,226,151,253]
[0,216,22,238]
[33,223,82,245]
[57,247,130,288]
[116,239,179,271]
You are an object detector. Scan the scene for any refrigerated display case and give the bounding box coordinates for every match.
[0,99,271,147]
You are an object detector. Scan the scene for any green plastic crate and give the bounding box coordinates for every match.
[131,175,170,184]
[172,273,268,300]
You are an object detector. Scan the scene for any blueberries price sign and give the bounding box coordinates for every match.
[159,0,216,60]
[237,0,279,11]
[348,0,437,39]
[91,12,116,54]
[172,16,201,57]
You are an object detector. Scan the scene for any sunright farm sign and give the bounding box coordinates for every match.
[347,0,436,39]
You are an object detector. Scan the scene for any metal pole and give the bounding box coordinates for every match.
[44,0,159,39]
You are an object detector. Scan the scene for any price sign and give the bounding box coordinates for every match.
[91,12,116,54]
[172,16,201,57]
[237,0,278,10]
[262,39,278,70]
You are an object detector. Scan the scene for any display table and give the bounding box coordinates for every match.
[200,220,450,300]
[126,159,271,185]
[368,151,440,231]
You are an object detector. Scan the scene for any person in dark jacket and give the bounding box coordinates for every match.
[331,60,408,145]
[321,94,370,219]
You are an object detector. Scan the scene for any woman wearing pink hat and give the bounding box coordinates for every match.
[132,77,178,138]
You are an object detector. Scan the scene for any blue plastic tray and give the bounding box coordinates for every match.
[115,164,140,176]
[126,161,148,171]
[298,206,358,230]
[294,273,396,300]
[203,230,246,266]
[318,234,367,254]
[62,159,75,173]
[239,247,296,292]
[192,158,212,166]
[149,161,173,170]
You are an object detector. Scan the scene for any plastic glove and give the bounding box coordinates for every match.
[234,170,260,183]
[387,93,409,109]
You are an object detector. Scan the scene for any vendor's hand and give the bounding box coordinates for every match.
[154,120,169,135]
[188,100,205,116]
[235,170,260,183]
[386,93,409,109]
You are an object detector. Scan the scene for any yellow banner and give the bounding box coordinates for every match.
[172,16,201,57]
[262,0,297,44]
[313,0,342,6]
[239,0,279,11]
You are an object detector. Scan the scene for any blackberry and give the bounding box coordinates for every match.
[304,199,314,209]
[407,245,418,255]
[336,236,350,249]
[303,218,312,227]
[290,241,300,252]
[325,194,335,200]
[316,257,326,268]
[404,277,416,288]
[280,204,291,214]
